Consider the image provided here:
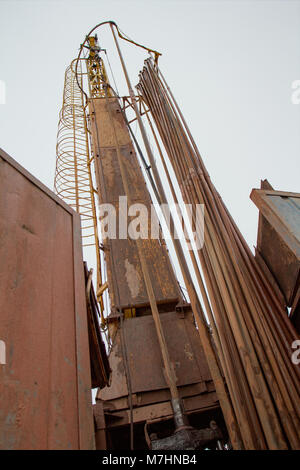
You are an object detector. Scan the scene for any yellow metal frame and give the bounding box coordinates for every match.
[54,59,106,324]
[86,36,112,98]
[54,31,156,330]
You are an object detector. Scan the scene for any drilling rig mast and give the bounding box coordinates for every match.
[54,21,300,451]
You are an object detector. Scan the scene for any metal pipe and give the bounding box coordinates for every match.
[137,60,300,449]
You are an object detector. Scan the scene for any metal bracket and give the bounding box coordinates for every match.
[150,420,223,450]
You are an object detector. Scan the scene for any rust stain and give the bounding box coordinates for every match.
[184,343,194,361]
[16,403,26,428]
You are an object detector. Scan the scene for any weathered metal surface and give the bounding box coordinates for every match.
[251,186,300,306]
[138,60,300,449]
[97,381,211,411]
[84,262,110,389]
[88,97,180,310]
[100,310,211,401]
[150,420,222,450]
[0,149,95,450]
[93,401,107,450]
[88,92,222,447]
[102,392,219,429]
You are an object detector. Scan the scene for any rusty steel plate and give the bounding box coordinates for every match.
[100,310,211,401]
[0,149,94,450]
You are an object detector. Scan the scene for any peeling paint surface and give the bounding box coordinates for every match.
[0,150,94,449]
[124,258,141,299]
[0,340,5,364]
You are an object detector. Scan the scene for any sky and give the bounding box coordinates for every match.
[0,0,299,258]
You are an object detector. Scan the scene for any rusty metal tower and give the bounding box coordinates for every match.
[54,21,300,450]
[55,24,227,450]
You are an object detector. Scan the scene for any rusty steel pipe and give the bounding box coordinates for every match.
[138,91,243,449]
[137,59,300,449]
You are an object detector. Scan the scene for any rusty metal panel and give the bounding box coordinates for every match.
[93,401,107,450]
[97,381,210,413]
[0,149,95,450]
[84,262,111,389]
[251,187,300,306]
[100,310,212,401]
[103,392,219,429]
[89,97,180,309]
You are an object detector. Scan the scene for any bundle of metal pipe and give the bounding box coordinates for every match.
[137,58,300,450]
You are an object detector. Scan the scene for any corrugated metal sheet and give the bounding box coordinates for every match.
[0,149,95,450]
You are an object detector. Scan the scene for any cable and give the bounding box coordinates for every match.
[75,20,161,104]
[104,50,120,97]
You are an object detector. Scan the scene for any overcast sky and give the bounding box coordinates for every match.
[0,0,299,254]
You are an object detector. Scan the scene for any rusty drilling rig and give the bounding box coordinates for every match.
[0,21,299,450]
